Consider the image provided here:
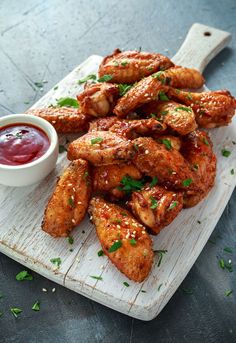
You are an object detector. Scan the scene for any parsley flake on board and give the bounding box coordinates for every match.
[154,250,168,267]
[97,249,104,257]
[224,247,232,253]
[221,149,231,157]
[56,97,79,108]
[123,282,130,287]
[182,288,193,294]
[175,106,192,113]
[231,169,234,175]
[10,308,22,318]
[150,196,159,209]
[118,176,145,194]
[53,85,58,90]
[32,301,40,311]
[141,290,146,293]
[90,275,103,281]
[158,283,163,291]
[68,236,74,245]
[150,176,158,187]
[91,137,103,145]
[161,138,172,150]
[182,178,193,187]
[16,270,33,281]
[97,74,113,82]
[225,290,233,297]
[78,74,97,84]
[118,84,133,96]
[50,257,61,268]
[109,240,122,253]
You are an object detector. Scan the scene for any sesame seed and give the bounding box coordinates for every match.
[72,219,76,224]
[142,230,146,234]
[145,150,149,154]
[117,225,121,229]
[42,288,47,292]
[52,288,56,293]
[73,187,76,192]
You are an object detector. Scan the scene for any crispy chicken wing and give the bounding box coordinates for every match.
[89,197,154,282]
[169,89,236,128]
[26,107,91,133]
[129,185,183,235]
[133,137,198,191]
[98,49,174,84]
[77,82,119,117]
[67,131,136,165]
[141,100,197,135]
[42,159,91,237]
[181,130,216,207]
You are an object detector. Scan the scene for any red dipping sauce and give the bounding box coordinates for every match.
[0,123,50,166]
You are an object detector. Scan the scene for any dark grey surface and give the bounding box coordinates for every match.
[0,0,236,342]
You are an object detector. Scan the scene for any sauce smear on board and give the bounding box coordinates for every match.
[0,123,50,166]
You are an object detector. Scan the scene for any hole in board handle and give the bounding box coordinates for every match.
[204,31,211,36]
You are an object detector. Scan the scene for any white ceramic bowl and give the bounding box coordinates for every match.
[0,114,59,187]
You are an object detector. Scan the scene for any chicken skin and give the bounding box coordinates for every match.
[89,116,119,132]
[77,82,119,117]
[133,137,198,191]
[98,48,174,84]
[26,107,91,133]
[181,130,216,207]
[42,159,91,237]
[169,89,236,128]
[130,185,183,235]
[113,67,204,117]
[67,131,136,165]
[89,197,154,282]
[141,100,197,135]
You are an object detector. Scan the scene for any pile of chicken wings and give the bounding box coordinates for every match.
[28,49,236,282]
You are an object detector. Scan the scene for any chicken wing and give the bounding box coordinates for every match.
[181,130,216,207]
[89,197,154,282]
[67,131,136,165]
[89,116,120,132]
[133,137,198,191]
[77,82,119,117]
[129,185,183,235]
[169,89,236,128]
[161,66,204,89]
[98,49,174,84]
[141,100,197,135]
[42,159,91,237]
[26,107,91,133]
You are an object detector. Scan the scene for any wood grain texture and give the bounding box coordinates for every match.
[0,24,236,322]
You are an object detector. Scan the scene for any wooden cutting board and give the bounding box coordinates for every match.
[0,23,235,321]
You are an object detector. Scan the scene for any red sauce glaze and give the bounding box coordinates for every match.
[0,123,50,166]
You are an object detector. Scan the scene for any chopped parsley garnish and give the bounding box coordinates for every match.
[150,176,158,187]
[152,71,165,84]
[113,61,119,66]
[0,311,3,317]
[56,97,79,108]
[203,137,209,146]
[175,106,192,113]
[219,259,225,269]
[53,85,58,90]
[118,83,132,96]
[121,212,128,217]
[91,137,103,145]
[159,91,169,101]
[222,149,231,157]
[97,74,113,82]
[32,301,40,311]
[225,290,233,297]
[187,92,192,100]
[224,247,232,253]
[182,288,193,294]
[231,169,234,175]
[168,201,178,210]
[90,275,103,281]
[83,171,90,185]
[34,81,47,88]
[118,176,144,194]
[68,197,75,208]
[109,240,122,253]
[123,281,130,287]
[182,178,193,187]
[154,250,168,267]
[161,138,172,150]
[161,110,168,116]
[141,290,146,293]
[150,196,159,209]
[133,143,139,151]
[59,145,67,153]
[130,238,137,246]
[197,220,201,224]
[78,74,97,84]
[50,257,61,268]
[68,236,74,245]
[232,141,236,145]
[158,283,163,291]
[16,270,33,281]
[97,249,104,257]
[10,308,22,318]
[121,60,128,66]
[111,218,122,224]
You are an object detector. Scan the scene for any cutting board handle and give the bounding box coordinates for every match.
[172,23,231,72]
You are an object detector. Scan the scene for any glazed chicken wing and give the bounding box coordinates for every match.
[129,185,183,235]
[169,89,236,128]
[181,130,216,207]
[42,159,91,237]
[67,131,136,165]
[26,107,91,133]
[89,197,154,282]
[98,49,174,84]
[77,82,119,117]
[141,100,197,135]
[133,137,198,191]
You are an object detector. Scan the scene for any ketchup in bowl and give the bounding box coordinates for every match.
[0,123,50,166]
